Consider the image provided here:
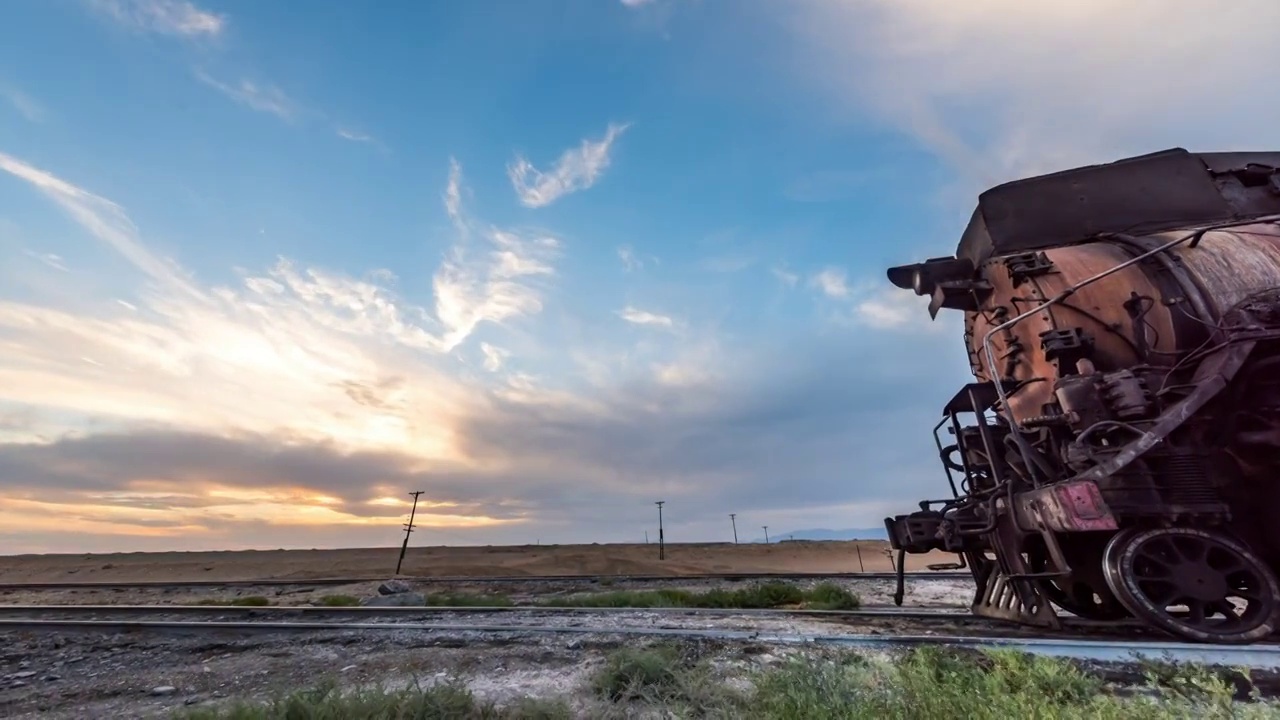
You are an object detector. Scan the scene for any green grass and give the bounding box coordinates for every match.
[173,643,1280,720]
[177,680,572,719]
[192,596,272,607]
[539,581,859,610]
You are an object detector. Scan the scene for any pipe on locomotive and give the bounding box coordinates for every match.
[978,213,1280,478]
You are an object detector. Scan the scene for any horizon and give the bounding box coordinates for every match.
[3,0,1278,554]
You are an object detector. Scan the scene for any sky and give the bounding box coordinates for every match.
[2,0,1279,554]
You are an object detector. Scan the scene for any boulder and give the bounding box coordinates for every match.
[378,579,413,595]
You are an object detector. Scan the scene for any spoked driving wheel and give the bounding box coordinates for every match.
[1102,527,1280,644]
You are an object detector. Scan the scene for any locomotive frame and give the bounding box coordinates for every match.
[883,148,1280,644]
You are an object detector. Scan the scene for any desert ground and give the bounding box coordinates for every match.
[0,540,958,584]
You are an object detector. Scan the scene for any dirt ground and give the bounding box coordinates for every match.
[0,541,958,584]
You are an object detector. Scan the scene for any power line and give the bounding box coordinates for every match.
[655,501,665,561]
[395,491,424,575]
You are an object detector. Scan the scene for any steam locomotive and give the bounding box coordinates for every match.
[883,148,1280,644]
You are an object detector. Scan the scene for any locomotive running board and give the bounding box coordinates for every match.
[971,568,1062,629]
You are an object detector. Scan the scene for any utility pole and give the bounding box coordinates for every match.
[729,514,738,544]
[395,491,424,575]
[645,530,649,544]
[762,526,770,544]
[656,501,665,560]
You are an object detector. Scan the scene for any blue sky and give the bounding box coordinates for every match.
[1,0,1277,553]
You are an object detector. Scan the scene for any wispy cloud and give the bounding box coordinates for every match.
[23,251,68,272]
[621,0,657,6]
[336,127,373,143]
[617,306,675,329]
[0,83,45,123]
[806,263,935,332]
[480,342,509,372]
[771,266,799,287]
[507,123,629,208]
[194,70,297,122]
[790,0,1280,199]
[0,152,198,295]
[89,0,225,38]
[617,245,642,272]
[433,162,559,351]
[809,267,848,299]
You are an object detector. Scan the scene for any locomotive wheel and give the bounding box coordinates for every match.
[1102,527,1280,644]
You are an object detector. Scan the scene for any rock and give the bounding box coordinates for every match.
[11,681,26,688]
[565,639,582,650]
[340,665,357,673]
[378,580,413,595]
[12,671,36,679]
[361,592,425,607]
[43,675,59,682]
[150,686,178,696]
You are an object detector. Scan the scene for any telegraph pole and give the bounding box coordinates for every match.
[395,491,424,575]
[656,501,665,560]
[729,514,738,544]
[762,525,770,544]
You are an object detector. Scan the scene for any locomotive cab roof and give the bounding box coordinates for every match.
[889,148,1280,294]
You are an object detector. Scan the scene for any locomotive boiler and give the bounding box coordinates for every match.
[883,148,1280,644]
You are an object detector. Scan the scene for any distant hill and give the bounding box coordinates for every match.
[754,527,888,543]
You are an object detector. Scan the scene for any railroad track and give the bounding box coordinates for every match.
[0,603,981,621]
[0,570,967,591]
[0,609,1275,669]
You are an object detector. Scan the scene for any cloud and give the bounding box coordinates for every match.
[432,162,559,352]
[89,0,225,37]
[621,0,657,6]
[771,266,799,287]
[787,1,1280,202]
[23,251,68,272]
[806,264,936,332]
[480,343,509,372]
[0,152,198,295]
[507,123,629,208]
[0,150,968,552]
[617,245,642,272]
[0,83,45,123]
[195,70,297,122]
[809,267,848,299]
[336,127,374,143]
[617,306,675,329]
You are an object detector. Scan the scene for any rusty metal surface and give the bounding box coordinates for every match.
[965,241,1180,424]
[1015,481,1117,533]
[1167,223,1280,314]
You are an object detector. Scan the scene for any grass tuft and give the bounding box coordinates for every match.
[177,678,572,719]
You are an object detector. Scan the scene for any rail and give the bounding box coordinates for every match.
[0,571,969,591]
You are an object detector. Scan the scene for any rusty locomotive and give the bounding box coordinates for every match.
[884,148,1280,644]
